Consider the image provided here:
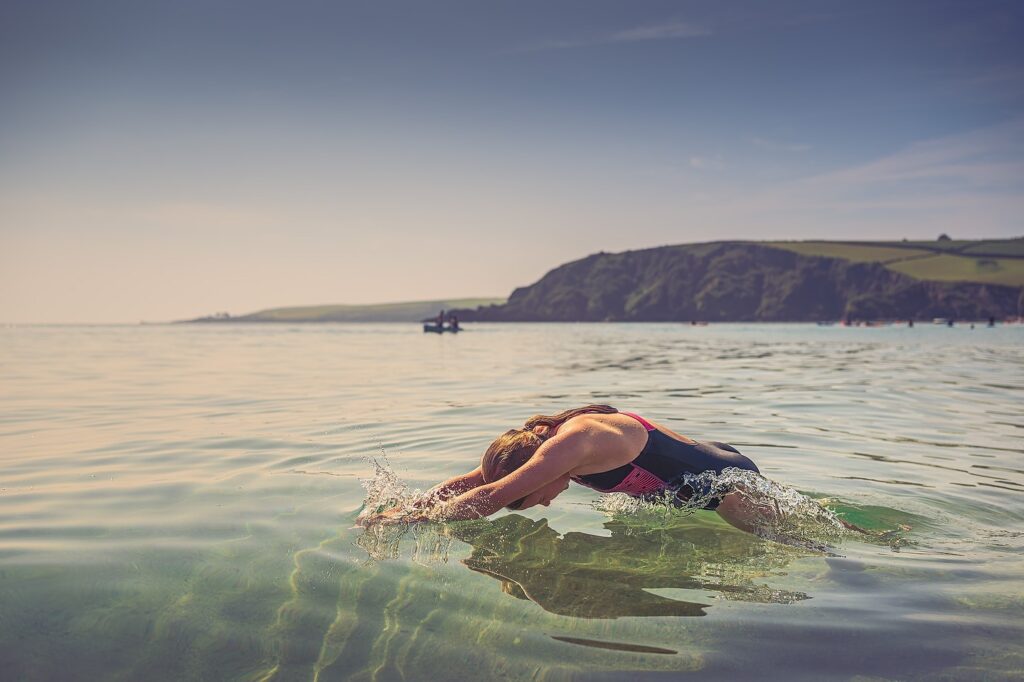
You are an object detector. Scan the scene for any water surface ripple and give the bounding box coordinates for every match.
[1,323,1021,681]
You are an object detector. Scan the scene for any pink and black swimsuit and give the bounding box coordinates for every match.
[570,412,759,510]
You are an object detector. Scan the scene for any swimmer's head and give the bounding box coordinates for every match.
[481,428,543,509]
[481,406,617,510]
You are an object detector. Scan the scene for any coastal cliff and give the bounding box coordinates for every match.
[454,242,1023,322]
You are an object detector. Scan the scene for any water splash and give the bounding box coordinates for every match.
[357,452,497,525]
[355,453,459,563]
[596,468,866,553]
[355,521,456,565]
[357,452,420,519]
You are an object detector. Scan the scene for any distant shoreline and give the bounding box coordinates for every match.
[5,319,1024,328]
[179,297,505,325]
[176,237,1023,325]
[175,318,1023,326]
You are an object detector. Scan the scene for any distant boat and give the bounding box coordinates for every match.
[423,323,460,333]
[816,321,835,326]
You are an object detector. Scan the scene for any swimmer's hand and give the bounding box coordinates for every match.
[357,506,430,526]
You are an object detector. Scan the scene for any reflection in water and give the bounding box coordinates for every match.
[454,515,811,618]
[358,514,810,620]
[550,635,678,655]
[261,520,711,681]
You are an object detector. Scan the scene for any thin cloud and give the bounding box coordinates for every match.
[519,20,710,52]
[724,118,1024,231]
[951,65,1024,90]
[689,155,726,170]
[798,117,1024,193]
[696,118,1024,237]
[611,21,710,43]
[752,137,812,153]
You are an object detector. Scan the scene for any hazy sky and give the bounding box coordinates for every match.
[2,0,1023,323]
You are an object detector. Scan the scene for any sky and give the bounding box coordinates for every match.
[1,0,1023,323]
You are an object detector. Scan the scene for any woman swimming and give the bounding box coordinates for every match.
[360,405,775,533]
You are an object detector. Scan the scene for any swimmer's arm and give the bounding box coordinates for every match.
[716,489,871,536]
[418,466,485,503]
[431,434,587,521]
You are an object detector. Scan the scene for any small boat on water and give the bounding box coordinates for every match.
[423,323,460,333]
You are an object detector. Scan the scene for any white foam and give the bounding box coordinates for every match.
[597,468,851,551]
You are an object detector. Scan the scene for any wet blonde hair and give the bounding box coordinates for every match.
[480,405,618,490]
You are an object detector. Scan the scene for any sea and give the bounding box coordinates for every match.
[1,322,1021,681]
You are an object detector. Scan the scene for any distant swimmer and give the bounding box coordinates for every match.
[360,405,788,535]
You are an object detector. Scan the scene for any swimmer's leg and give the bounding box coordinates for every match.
[718,490,872,536]
[715,490,780,535]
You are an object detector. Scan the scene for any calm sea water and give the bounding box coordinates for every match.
[1,323,1022,681]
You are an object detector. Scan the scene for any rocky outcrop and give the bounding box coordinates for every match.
[454,243,1021,322]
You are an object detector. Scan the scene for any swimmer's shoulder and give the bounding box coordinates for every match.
[616,413,698,445]
[556,413,650,457]
[560,411,637,436]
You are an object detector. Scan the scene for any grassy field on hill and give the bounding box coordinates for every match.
[765,242,932,263]
[769,238,1024,286]
[887,254,1024,286]
[960,239,1024,257]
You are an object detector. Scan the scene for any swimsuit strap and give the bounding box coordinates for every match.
[619,411,656,431]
